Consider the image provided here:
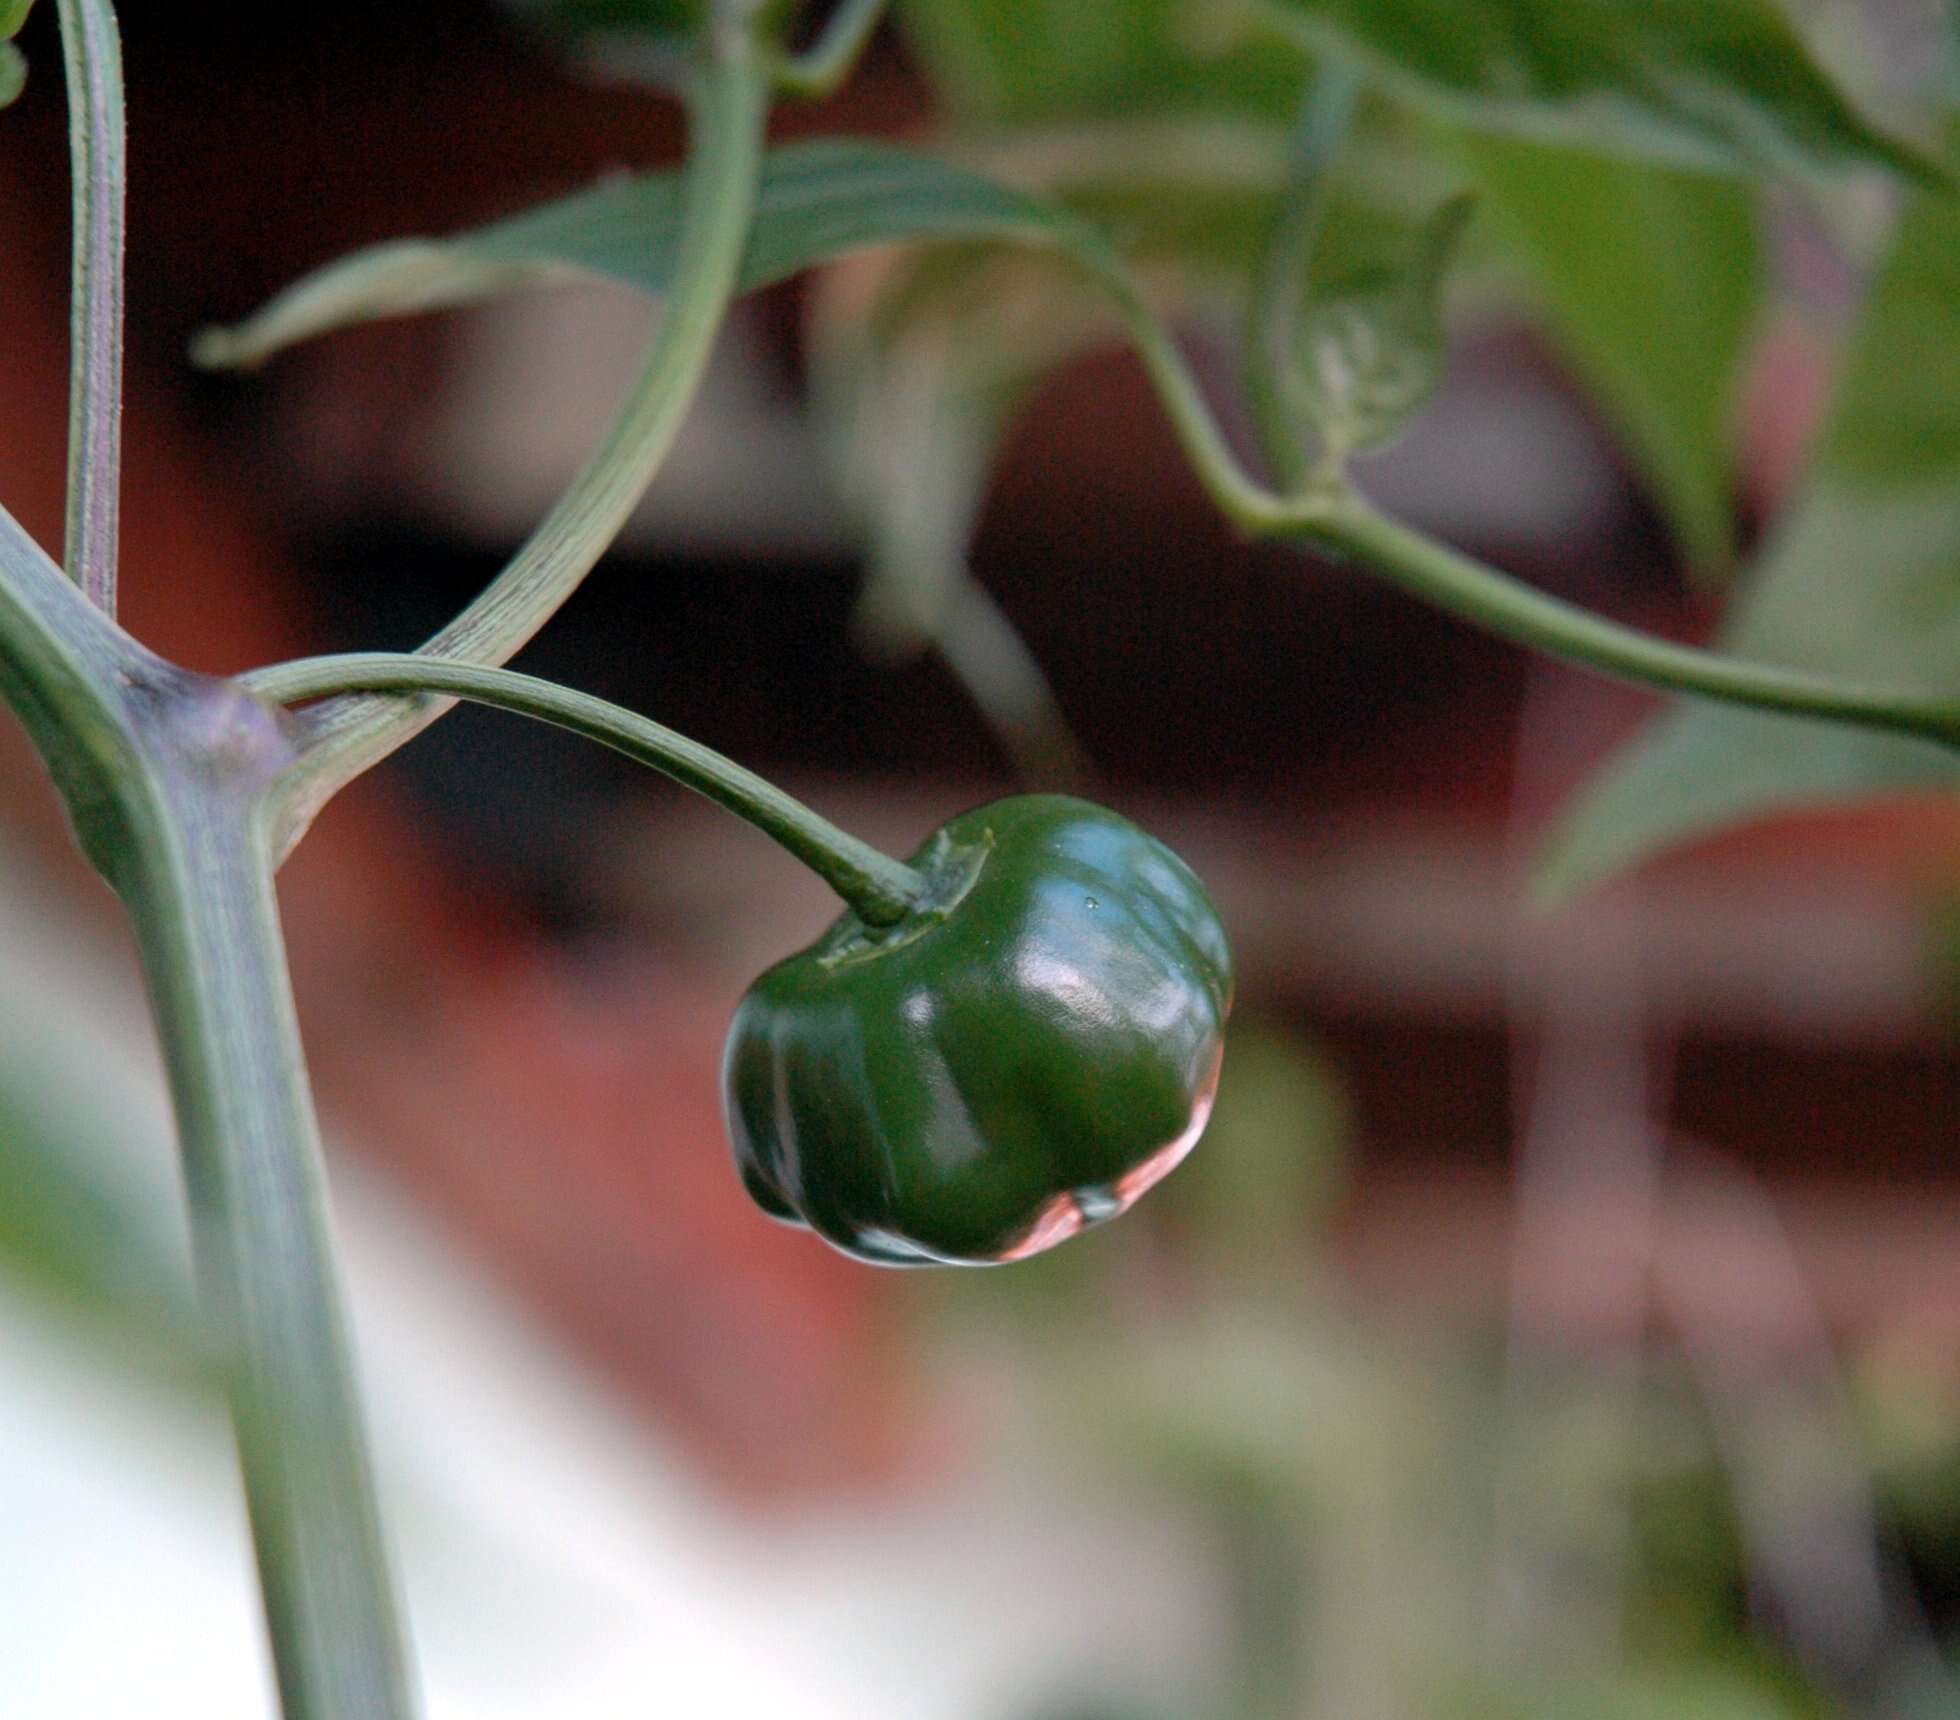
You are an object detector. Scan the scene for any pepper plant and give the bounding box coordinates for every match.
[2,0,1957,1714]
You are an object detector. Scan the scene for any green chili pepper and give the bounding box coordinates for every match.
[722,794,1233,1266]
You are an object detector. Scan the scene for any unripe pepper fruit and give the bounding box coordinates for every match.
[722,795,1233,1265]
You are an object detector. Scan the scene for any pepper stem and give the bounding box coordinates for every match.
[243,653,929,926]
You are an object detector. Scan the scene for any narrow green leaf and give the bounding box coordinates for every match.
[1260,0,1945,182]
[1464,136,1762,574]
[1289,191,1473,457]
[195,141,1123,369]
[1540,168,1960,896]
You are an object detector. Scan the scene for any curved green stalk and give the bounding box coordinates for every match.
[772,0,890,99]
[1074,254,1960,751]
[55,0,126,615]
[266,41,770,856]
[246,653,928,924]
[1311,499,1960,746]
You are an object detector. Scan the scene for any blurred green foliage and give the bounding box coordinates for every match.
[921,1020,1955,1719]
[27,3,1960,1711]
[208,0,1960,877]
[1462,140,1761,574]
[0,0,32,107]
[1545,141,1960,894]
[0,1047,200,1373]
[1259,0,1942,178]
[896,0,1308,125]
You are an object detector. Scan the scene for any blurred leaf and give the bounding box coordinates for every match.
[1464,137,1762,575]
[0,1063,195,1353]
[975,118,1288,272]
[978,104,1463,284]
[501,0,710,31]
[810,244,1097,786]
[895,0,1309,125]
[1260,0,1945,181]
[0,0,27,112]
[195,141,1127,369]
[1541,165,1960,894]
[1947,0,1960,107]
[1928,885,1960,1030]
[492,0,795,88]
[1451,1665,1822,1720]
[1160,1020,1349,1277]
[1018,1702,1170,1720]
[1289,191,1473,457]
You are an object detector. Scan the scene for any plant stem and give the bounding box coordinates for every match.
[1084,263,1960,751]
[109,673,413,1720]
[1306,497,1960,747]
[773,0,890,99]
[246,653,928,924]
[266,42,769,857]
[6,435,412,1720]
[55,0,126,615]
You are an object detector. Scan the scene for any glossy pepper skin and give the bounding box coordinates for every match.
[722,795,1233,1266]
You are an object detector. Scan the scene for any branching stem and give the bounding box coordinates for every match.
[265,41,770,854]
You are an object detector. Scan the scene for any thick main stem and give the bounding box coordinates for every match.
[114,701,412,1720]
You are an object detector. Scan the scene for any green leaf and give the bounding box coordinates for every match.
[1540,169,1960,895]
[0,0,27,112]
[1260,0,1945,182]
[896,0,1310,125]
[0,1060,195,1350]
[1454,1664,1822,1720]
[194,141,1126,369]
[1464,136,1763,574]
[1289,191,1473,457]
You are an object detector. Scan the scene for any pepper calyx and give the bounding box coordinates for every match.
[816,825,993,971]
